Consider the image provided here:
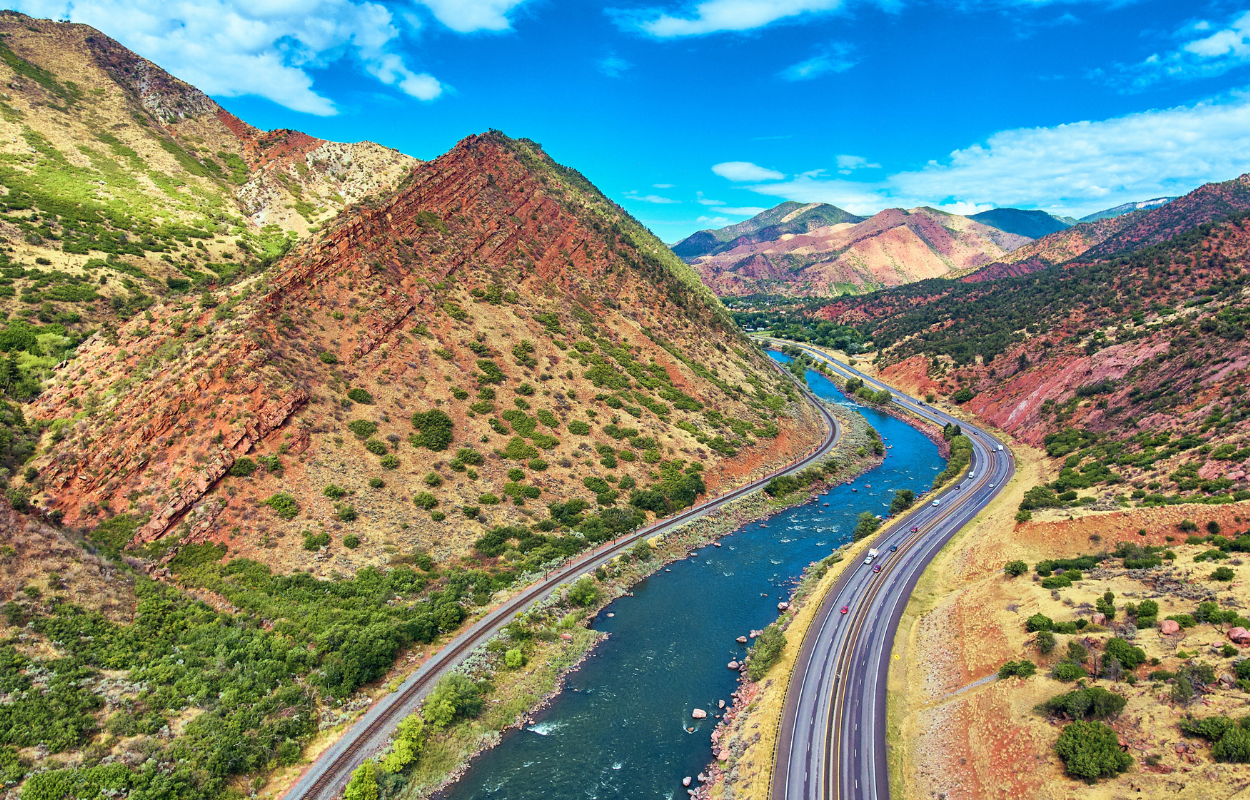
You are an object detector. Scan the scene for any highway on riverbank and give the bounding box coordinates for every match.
[285,359,841,800]
[763,341,1016,800]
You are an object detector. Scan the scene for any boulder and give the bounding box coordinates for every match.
[1092,613,1107,626]
[719,700,726,709]
[683,777,692,787]
[560,632,573,641]
[1229,627,1250,645]
[1160,619,1181,635]
[728,660,740,670]
[737,636,748,644]
[692,709,707,719]
[718,749,730,761]
[778,602,790,611]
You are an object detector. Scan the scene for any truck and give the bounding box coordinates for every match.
[864,548,880,565]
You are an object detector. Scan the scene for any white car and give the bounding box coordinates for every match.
[932,500,940,507]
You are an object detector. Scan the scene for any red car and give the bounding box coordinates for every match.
[872,565,882,573]
[840,606,849,615]
[910,526,919,533]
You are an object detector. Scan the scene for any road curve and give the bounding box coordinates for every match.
[285,359,840,800]
[763,341,1016,800]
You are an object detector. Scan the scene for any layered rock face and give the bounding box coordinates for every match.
[688,207,1030,298]
[30,133,820,569]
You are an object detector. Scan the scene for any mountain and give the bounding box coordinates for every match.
[687,206,1031,298]
[1078,196,1175,223]
[962,173,1250,283]
[0,10,416,334]
[968,208,1072,239]
[810,208,1250,507]
[26,131,821,556]
[672,201,863,260]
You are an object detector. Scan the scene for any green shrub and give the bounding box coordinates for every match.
[229,458,257,477]
[413,492,439,510]
[1054,721,1133,782]
[852,511,880,541]
[319,351,338,364]
[348,419,378,439]
[1025,613,1053,632]
[364,438,388,456]
[747,623,786,681]
[336,505,357,522]
[380,454,399,470]
[342,534,360,549]
[528,458,548,471]
[410,410,454,451]
[303,531,331,550]
[1213,566,1236,581]
[424,472,443,488]
[265,492,299,520]
[505,648,524,669]
[347,388,374,404]
[631,540,652,562]
[569,420,591,435]
[998,660,1038,679]
[422,674,483,729]
[568,577,600,608]
[323,484,347,500]
[1052,662,1088,682]
[1035,630,1056,655]
[1041,686,1127,720]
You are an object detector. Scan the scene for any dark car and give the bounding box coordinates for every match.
[840,606,849,615]
[889,545,898,552]
[872,565,882,573]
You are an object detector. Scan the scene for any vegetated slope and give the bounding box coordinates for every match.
[0,11,415,332]
[820,212,1250,514]
[969,208,1071,239]
[1078,196,1174,223]
[26,131,821,574]
[671,201,863,260]
[688,206,1031,298]
[964,175,1250,284]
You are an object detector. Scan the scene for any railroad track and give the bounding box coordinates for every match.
[285,357,841,800]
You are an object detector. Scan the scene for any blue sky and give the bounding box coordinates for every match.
[15,0,1250,242]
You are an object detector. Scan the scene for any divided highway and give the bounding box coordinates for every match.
[763,341,1016,800]
[285,360,840,800]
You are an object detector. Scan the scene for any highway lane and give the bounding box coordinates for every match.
[285,359,841,800]
[761,340,1016,800]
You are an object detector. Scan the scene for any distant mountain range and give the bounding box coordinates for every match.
[1078,197,1175,223]
[968,208,1073,239]
[962,179,1247,282]
[679,205,1029,298]
[673,202,863,260]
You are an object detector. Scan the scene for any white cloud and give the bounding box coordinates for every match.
[697,215,734,226]
[617,0,846,38]
[717,206,768,215]
[624,191,680,204]
[598,54,633,78]
[835,154,880,174]
[779,43,856,80]
[735,89,1250,218]
[654,183,674,188]
[11,0,532,115]
[696,192,725,205]
[417,0,529,32]
[1117,10,1250,90]
[712,161,786,181]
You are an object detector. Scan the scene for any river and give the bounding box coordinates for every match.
[437,353,944,800]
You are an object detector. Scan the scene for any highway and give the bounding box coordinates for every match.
[284,359,841,800]
[763,340,1016,800]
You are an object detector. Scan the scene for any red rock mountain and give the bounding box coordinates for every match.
[689,206,1031,298]
[28,133,822,570]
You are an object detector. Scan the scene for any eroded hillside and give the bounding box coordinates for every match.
[25,132,823,577]
[0,11,415,337]
[689,206,1030,298]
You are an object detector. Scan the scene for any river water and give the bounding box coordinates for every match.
[439,353,944,800]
